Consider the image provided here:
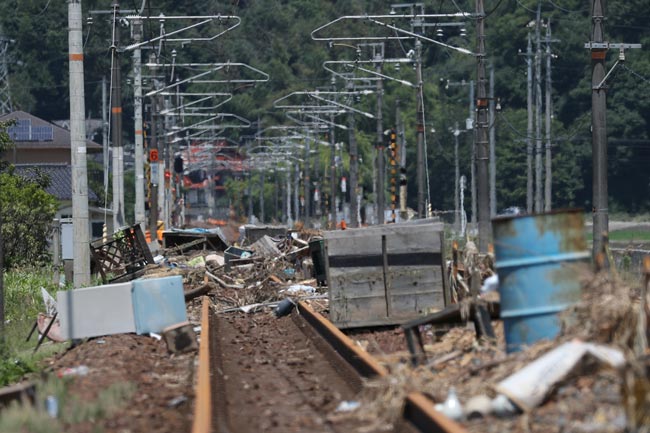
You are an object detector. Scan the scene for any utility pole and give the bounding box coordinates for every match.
[544,20,553,211]
[102,76,109,198]
[396,99,407,221]
[469,81,477,226]
[303,130,311,226]
[68,0,91,287]
[149,96,158,239]
[259,171,265,223]
[534,7,543,212]
[475,0,490,252]
[489,63,496,217]
[110,1,125,230]
[329,115,337,226]
[0,27,13,115]
[525,34,534,213]
[415,39,426,219]
[132,18,146,229]
[453,123,461,232]
[586,1,640,255]
[590,0,607,256]
[348,106,359,227]
[376,53,385,225]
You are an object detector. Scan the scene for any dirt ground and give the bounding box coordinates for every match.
[36,297,204,433]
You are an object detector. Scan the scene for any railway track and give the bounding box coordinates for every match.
[192,297,465,433]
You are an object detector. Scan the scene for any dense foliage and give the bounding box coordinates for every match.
[1,0,649,217]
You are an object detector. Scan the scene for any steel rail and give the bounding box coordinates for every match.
[296,301,468,433]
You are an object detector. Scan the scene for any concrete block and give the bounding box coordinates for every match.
[57,282,136,340]
[132,276,187,334]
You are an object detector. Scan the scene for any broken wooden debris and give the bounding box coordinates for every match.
[401,301,500,366]
[0,382,35,409]
[162,321,198,353]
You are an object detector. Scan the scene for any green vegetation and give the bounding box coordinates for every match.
[1,1,650,219]
[0,267,65,386]
[0,377,135,433]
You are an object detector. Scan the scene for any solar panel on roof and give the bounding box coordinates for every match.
[7,123,53,141]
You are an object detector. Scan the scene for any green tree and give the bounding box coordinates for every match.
[0,170,57,268]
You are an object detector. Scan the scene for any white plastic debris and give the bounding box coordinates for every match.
[495,340,626,412]
[438,387,463,421]
[41,287,58,316]
[490,394,519,417]
[480,274,499,294]
[335,400,361,412]
[154,255,165,264]
[464,395,493,419]
[149,332,162,340]
[280,284,316,295]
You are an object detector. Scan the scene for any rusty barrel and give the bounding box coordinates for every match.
[492,209,589,352]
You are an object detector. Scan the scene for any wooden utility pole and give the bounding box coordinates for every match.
[68,0,91,287]
[475,0,490,252]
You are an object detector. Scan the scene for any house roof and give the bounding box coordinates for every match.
[13,163,100,202]
[0,111,102,151]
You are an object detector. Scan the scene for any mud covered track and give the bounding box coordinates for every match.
[207,303,427,433]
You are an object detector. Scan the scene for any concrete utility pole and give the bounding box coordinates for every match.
[148,96,158,239]
[303,130,311,226]
[586,1,640,255]
[102,76,109,197]
[544,21,553,211]
[590,1,607,256]
[329,116,337,225]
[453,123,461,232]
[111,1,125,230]
[475,0,491,252]
[132,18,146,230]
[469,81,477,225]
[348,107,359,227]
[0,27,13,115]
[376,56,385,225]
[489,63,496,217]
[526,34,534,213]
[68,0,91,287]
[534,7,543,213]
[397,98,408,220]
[415,39,426,219]
[259,171,265,223]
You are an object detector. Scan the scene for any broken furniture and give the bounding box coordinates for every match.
[90,224,154,284]
[401,301,500,366]
[162,227,229,252]
[57,275,187,340]
[325,222,449,329]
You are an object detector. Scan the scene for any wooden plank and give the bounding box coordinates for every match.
[325,223,443,256]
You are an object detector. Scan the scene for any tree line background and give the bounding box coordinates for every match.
[0,0,649,225]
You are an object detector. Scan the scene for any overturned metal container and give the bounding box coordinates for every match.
[492,209,590,352]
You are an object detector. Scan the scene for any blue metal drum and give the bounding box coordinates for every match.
[492,209,590,352]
